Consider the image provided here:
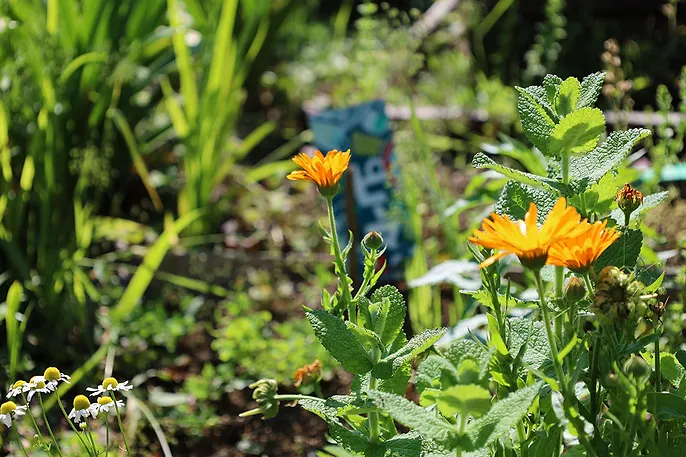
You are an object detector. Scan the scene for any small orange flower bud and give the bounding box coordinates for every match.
[616,183,643,223]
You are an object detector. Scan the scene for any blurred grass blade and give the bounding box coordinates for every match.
[109,108,164,212]
[130,394,173,457]
[167,0,199,124]
[6,281,23,380]
[155,271,230,297]
[207,0,239,94]
[60,52,108,84]
[160,77,190,138]
[245,160,297,183]
[111,210,204,325]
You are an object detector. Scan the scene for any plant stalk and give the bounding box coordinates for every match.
[534,270,598,457]
[326,197,355,323]
[655,324,662,393]
[111,394,132,457]
[13,425,30,457]
[38,393,65,457]
[56,391,94,456]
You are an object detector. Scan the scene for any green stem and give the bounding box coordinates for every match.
[56,391,93,456]
[517,420,528,457]
[111,394,132,457]
[554,267,564,343]
[13,425,30,457]
[583,273,595,298]
[589,336,600,426]
[22,393,47,448]
[106,417,110,457]
[655,324,662,393]
[326,197,355,323]
[368,346,381,443]
[624,212,631,227]
[273,394,325,402]
[38,393,65,457]
[561,153,570,185]
[85,420,98,454]
[534,271,598,457]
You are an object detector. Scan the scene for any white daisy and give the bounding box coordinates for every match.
[68,395,94,423]
[26,376,54,402]
[42,367,71,390]
[89,396,125,417]
[0,401,27,428]
[87,377,132,397]
[6,380,33,399]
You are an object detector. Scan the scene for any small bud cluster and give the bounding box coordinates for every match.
[592,266,647,326]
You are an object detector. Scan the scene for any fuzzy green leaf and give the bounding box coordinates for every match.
[542,74,563,105]
[548,108,605,158]
[495,181,559,223]
[516,87,556,154]
[300,398,370,454]
[461,382,543,451]
[508,318,551,370]
[444,340,490,380]
[648,392,686,421]
[593,228,642,271]
[660,353,686,387]
[436,385,492,418]
[520,85,559,122]
[610,191,668,225]
[473,154,570,195]
[367,391,459,447]
[576,71,606,109]
[373,328,447,379]
[416,355,460,394]
[306,309,373,374]
[371,285,407,346]
[555,77,581,117]
[569,129,651,183]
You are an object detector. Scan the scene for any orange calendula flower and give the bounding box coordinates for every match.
[294,360,322,387]
[286,149,351,196]
[469,197,586,269]
[548,220,620,273]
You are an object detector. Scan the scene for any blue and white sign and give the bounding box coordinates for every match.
[307,100,413,279]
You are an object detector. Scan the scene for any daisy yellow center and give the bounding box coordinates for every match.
[1,401,17,414]
[12,380,26,389]
[102,377,119,389]
[30,376,46,389]
[98,397,113,406]
[74,395,90,410]
[44,367,61,381]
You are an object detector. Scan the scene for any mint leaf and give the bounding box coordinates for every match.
[569,129,651,183]
[516,87,556,154]
[306,309,373,374]
[371,285,407,346]
[373,328,447,379]
[543,74,563,105]
[299,397,370,453]
[495,181,558,223]
[444,340,491,380]
[548,107,605,158]
[436,384,492,418]
[593,228,642,271]
[416,355,460,394]
[367,390,459,447]
[660,353,686,387]
[461,382,543,451]
[520,85,559,123]
[609,191,668,224]
[508,318,551,370]
[576,71,606,109]
[473,153,569,194]
[555,77,581,117]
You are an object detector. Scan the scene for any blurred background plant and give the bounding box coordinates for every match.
[0,0,684,455]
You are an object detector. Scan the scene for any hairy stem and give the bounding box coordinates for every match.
[655,324,662,393]
[590,336,600,426]
[326,197,355,323]
[368,346,381,443]
[534,271,598,457]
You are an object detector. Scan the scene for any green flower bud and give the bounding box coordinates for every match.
[240,379,279,419]
[623,355,651,384]
[564,277,586,303]
[362,231,384,250]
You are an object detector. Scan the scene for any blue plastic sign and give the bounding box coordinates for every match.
[306,100,413,280]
